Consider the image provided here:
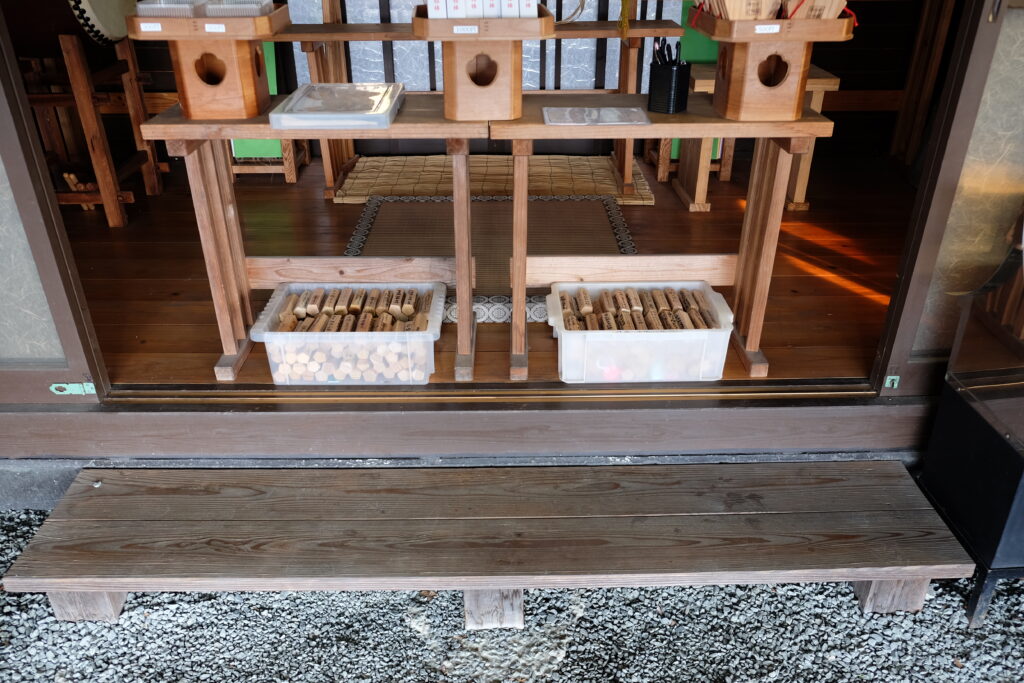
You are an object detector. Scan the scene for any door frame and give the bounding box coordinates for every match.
[0,10,107,403]
[874,0,1013,396]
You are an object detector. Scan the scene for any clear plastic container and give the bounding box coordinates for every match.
[250,282,446,386]
[205,0,273,17]
[136,0,207,17]
[546,281,734,383]
[269,83,406,130]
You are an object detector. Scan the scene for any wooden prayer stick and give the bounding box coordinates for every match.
[651,289,670,313]
[675,310,695,329]
[374,312,395,332]
[337,288,354,314]
[617,311,635,330]
[639,290,657,314]
[309,313,329,332]
[402,289,417,317]
[306,288,325,317]
[665,288,683,313]
[420,290,433,314]
[364,289,381,316]
[660,310,682,330]
[626,288,643,313]
[413,312,429,331]
[349,288,367,314]
[599,290,616,316]
[389,294,408,322]
[293,291,311,319]
[326,315,343,332]
[340,314,356,332]
[296,316,316,332]
[376,290,392,316]
[278,314,298,332]
[631,311,647,330]
[644,310,664,330]
[599,312,618,330]
[564,315,581,331]
[584,313,599,330]
[355,310,374,332]
[322,289,341,316]
[576,288,594,315]
[280,294,299,322]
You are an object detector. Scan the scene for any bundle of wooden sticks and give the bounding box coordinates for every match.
[559,286,719,332]
[276,287,432,334]
[702,0,845,20]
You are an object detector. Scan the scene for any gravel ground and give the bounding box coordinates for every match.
[2,510,1022,683]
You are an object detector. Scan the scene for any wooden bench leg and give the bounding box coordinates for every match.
[851,579,930,613]
[47,591,126,622]
[464,589,524,630]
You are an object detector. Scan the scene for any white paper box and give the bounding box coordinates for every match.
[447,0,467,18]
[500,0,518,17]
[546,281,734,383]
[483,0,500,18]
[427,0,448,18]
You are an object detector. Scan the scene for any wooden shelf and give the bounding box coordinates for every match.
[411,4,555,41]
[140,93,489,141]
[690,63,840,94]
[272,19,682,43]
[141,92,832,143]
[489,92,834,140]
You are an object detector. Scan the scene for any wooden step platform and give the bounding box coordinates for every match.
[3,462,974,628]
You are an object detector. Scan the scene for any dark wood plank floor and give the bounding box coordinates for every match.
[62,150,914,389]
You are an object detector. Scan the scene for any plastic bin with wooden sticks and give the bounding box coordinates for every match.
[250,282,446,385]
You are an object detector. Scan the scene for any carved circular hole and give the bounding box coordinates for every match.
[467,53,498,87]
[194,52,227,86]
[254,44,263,78]
[756,54,789,88]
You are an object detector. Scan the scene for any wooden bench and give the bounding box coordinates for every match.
[3,462,974,628]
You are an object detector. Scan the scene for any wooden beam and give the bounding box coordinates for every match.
[47,591,126,622]
[524,255,737,288]
[246,256,465,289]
[851,579,931,613]
[464,589,525,630]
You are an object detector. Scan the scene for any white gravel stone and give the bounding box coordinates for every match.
[1,509,1023,682]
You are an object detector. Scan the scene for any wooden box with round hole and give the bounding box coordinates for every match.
[126,4,289,120]
[687,7,853,121]
[411,4,555,121]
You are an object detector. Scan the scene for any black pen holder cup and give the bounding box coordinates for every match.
[647,61,691,114]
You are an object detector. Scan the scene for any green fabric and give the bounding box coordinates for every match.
[232,42,281,160]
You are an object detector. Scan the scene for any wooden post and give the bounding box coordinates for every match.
[671,138,713,212]
[464,589,525,630]
[510,139,532,381]
[60,35,127,228]
[730,137,796,377]
[115,39,162,196]
[785,90,825,211]
[718,138,736,182]
[851,579,930,613]
[612,37,642,196]
[448,138,476,382]
[177,139,253,380]
[48,591,126,623]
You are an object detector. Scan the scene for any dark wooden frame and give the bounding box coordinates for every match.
[0,0,1008,456]
[873,0,1010,397]
[0,11,107,404]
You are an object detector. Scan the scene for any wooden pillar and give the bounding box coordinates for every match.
[510,139,532,381]
[464,589,524,630]
[671,138,713,212]
[48,591,126,623]
[730,137,799,377]
[851,579,930,613]
[448,138,476,381]
[175,139,253,380]
[612,37,642,196]
[718,138,736,182]
[115,39,162,196]
[59,35,127,228]
[785,90,825,211]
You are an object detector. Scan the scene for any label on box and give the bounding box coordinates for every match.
[139,22,162,32]
[205,23,227,33]
[754,24,781,34]
[453,25,479,33]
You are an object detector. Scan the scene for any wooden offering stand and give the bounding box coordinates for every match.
[411,4,555,121]
[127,4,291,119]
[688,7,852,121]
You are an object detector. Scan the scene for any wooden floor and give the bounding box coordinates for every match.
[64,149,914,392]
[4,463,973,595]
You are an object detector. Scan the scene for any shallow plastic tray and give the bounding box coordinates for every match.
[268,83,406,130]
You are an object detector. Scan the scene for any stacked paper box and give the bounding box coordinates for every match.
[427,0,447,18]
[500,0,518,17]
[447,0,466,18]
